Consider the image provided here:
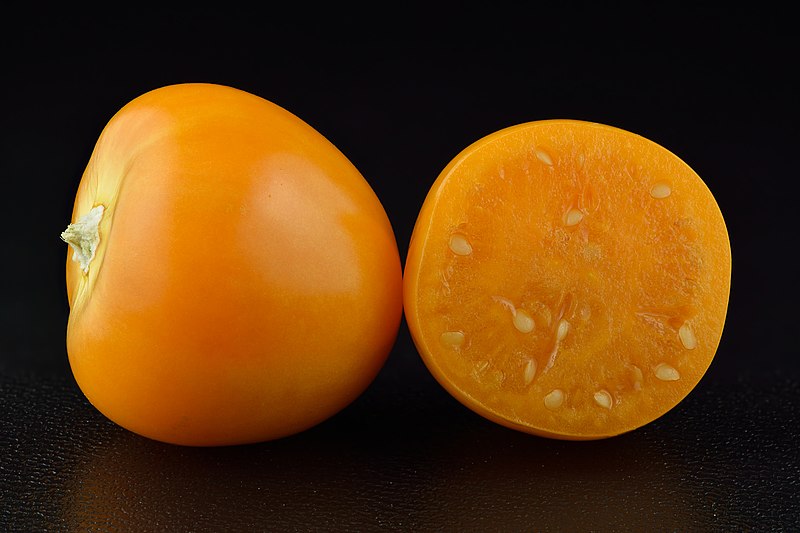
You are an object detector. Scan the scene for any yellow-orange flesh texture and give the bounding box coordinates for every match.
[404,120,731,440]
[64,84,403,446]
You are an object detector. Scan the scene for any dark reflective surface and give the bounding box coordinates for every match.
[3,343,798,532]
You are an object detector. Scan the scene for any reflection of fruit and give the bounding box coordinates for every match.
[61,83,403,446]
[404,120,731,440]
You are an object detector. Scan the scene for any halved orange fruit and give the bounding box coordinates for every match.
[403,119,731,440]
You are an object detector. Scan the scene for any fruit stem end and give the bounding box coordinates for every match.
[61,205,105,274]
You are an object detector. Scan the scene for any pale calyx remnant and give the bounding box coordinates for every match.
[60,205,105,274]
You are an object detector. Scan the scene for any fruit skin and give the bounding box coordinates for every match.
[403,119,731,440]
[64,83,403,446]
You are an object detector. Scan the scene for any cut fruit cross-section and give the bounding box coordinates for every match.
[403,119,731,440]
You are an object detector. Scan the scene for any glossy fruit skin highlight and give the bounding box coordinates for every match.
[403,119,731,440]
[64,83,403,446]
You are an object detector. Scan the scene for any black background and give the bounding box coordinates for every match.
[2,5,798,532]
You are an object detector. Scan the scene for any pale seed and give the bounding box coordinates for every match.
[632,365,644,391]
[564,209,584,226]
[678,322,697,350]
[440,331,465,347]
[593,390,613,409]
[513,309,535,333]
[448,233,473,256]
[523,359,537,385]
[556,319,570,342]
[544,389,564,409]
[654,363,680,381]
[650,183,672,199]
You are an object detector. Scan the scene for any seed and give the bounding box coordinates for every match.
[678,322,697,350]
[535,148,553,166]
[440,331,465,347]
[448,233,473,256]
[650,183,672,199]
[654,363,680,381]
[544,389,564,409]
[523,359,537,385]
[556,319,570,341]
[593,390,613,409]
[632,365,644,391]
[513,309,535,333]
[564,209,584,226]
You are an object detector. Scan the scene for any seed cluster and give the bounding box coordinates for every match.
[435,148,695,416]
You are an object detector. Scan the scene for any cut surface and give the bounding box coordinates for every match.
[404,120,731,440]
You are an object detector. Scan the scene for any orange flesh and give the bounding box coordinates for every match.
[403,120,731,440]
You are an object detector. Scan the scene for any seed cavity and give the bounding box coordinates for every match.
[564,209,584,226]
[650,183,672,199]
[593,390,613,409]
[556,319,570,342]
[513,309,535,333]
[654,363,680,381]
[448,233,473,256]
[544,389,564,409]
[534,148,553,166]
[440,331,465,347]
[678,322,697,350]
[523,359,537,386]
